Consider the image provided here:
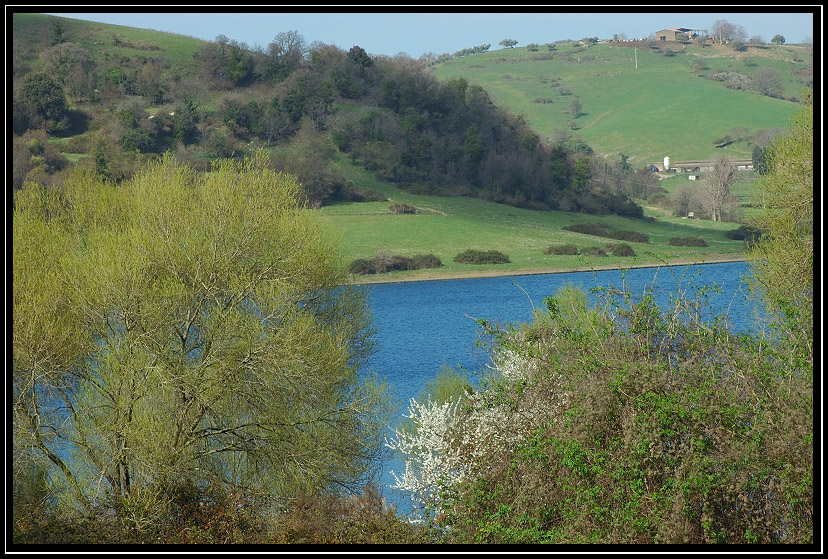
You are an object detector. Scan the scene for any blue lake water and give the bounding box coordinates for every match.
[358,261,762,515]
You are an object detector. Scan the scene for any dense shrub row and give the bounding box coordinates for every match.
[543,243,579,255]
[349,253,443,275]
[724,224,763,244]
[453,249,511,265]
[13,485,432,545]
[544,243,635,257]
[562,224,649,243]
[668,236,709,247]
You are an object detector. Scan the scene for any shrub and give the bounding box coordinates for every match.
[606,230,649,243]
[411,254,444,269]
[607,243,635,257]
[348,258,379,275]
[724,225,763,243]
[389,203,419,214]
[544,243,579,255]
[668,236,709,247]
[393,282,812,544]
[349,253,442,275]
[562,223,609,237]
[453,249,511,265]
[268,486,433,544]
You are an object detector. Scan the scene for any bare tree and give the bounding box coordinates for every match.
[711,19,747,44]
[702,155,737,221]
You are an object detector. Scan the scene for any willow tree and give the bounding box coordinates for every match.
[13,151,391,525]
[747,94,813,364]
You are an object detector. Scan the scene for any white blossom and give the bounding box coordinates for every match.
[385,397,467,522]
[386,340,569,524]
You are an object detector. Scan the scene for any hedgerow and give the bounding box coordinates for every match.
[349,253,443,275]
[453,249,510,265]
[669,236,709,247]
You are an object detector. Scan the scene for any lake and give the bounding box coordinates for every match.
[359,260,762,515]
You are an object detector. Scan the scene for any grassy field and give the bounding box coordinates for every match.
[429,42,807,166]
[316,151,747,284]
[12,13,206,80]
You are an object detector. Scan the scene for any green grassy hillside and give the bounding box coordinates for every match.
[319,151,747,283]
[429,41,809,166]
[12,13,206,77]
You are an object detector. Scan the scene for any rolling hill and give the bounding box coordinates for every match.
[428,40,809,166]
[12,13,812,281]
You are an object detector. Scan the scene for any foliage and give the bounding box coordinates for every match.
[563,224,648,244]
[669,237,710,247]
[544,243,579,255]
[562,223,609,237]
[390,278,812,543]
[19,72,69,132]
[389,202,419,214]
[12,151,392,533]
[745,96,813,364]
[724,225,763,244]
[453,249,511,265]
[348,253,443,275]
[606,243,635,257]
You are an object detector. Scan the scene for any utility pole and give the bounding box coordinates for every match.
[634,47,638,69]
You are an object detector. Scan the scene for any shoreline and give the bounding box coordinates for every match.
[348,255,748,286]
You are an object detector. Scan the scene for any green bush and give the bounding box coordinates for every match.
[389,203,419,214]
[563,224,648,243]
[544,243,579,255]
[349,253,443,275]
[411,254,444,269]
[668,236,709,247]
[607,243,635,257]
[453,249,511,264]
[606,230,649,243]
[724,225,762,244]
[563,223,609,237]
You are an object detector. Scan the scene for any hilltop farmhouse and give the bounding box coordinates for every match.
[654,27,709,42]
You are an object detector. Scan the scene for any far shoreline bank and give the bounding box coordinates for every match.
[347,255,748,286]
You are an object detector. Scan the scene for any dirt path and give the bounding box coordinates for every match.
[580,111,611,131]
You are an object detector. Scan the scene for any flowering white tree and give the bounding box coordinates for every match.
[385,397,466,523]
[386,339,567,524]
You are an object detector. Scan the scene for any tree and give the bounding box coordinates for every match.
[711,19,746,44]
[570,97,582,118]
[752,143,772,175]
[752,67,784,98]
[498,39,518,48]
[12,152,392,528]
[264,30,307,81]
[701,155,737,221]
[771,34,786,45]
[20,72,68,132]
[747,95,813,360]
[39,42,96,101]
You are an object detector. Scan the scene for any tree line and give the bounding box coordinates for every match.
[12,22,645,217]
